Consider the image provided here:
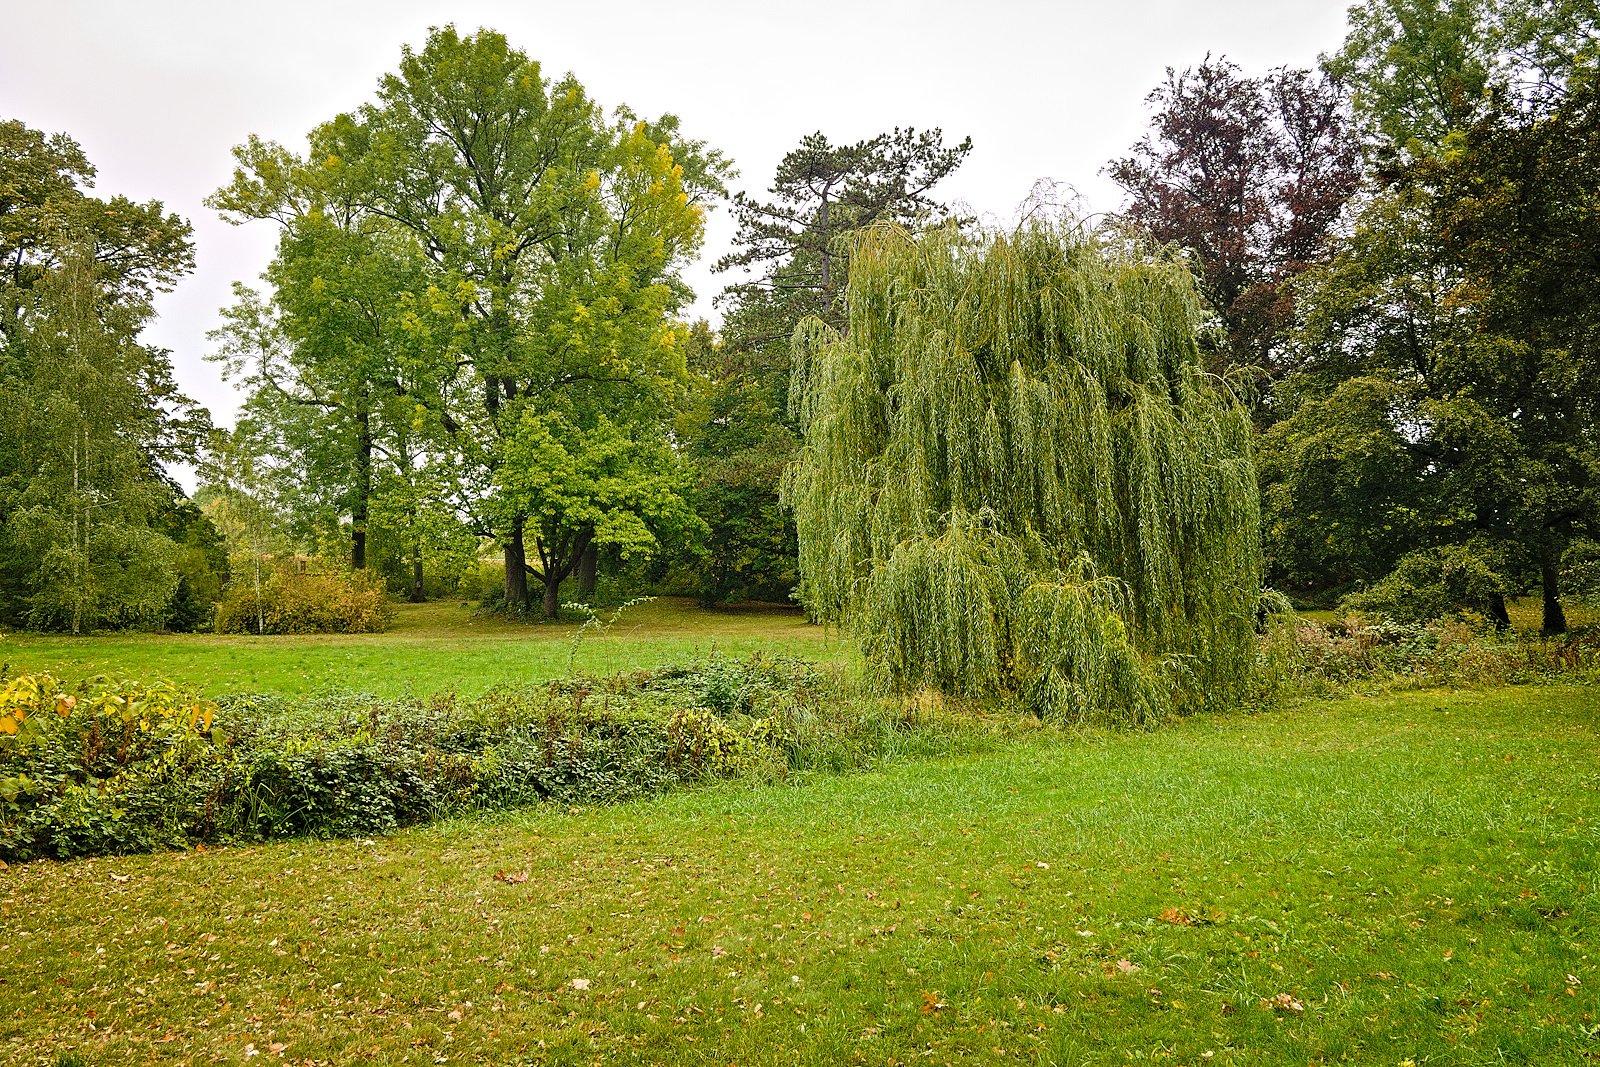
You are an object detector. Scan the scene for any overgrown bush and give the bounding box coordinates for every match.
[1279,614,1600,695]
[1341,542,1512,623]
[1564,539,1600,609]
[214,562,393,634]
[0,656,1019,862]
[457,558,507,604]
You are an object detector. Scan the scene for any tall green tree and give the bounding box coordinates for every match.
[1325,0,1598,156]
[2,251,188,631]
[786,221,1263,722]
[0,120,192,321]
[0,122,211,632]
[218,27,727,616]
[1263,73,1600,632]
[210,115,460,575]
[206,226,453,575]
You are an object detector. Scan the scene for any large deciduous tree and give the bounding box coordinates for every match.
[1263,72,1600,633]
[785,221,1263,723]
[1324,0,1598,156]
[0,121,213,632]
[215,27,728,616]
[1107,58,1361,391]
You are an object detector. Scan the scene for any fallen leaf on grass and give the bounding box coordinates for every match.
[1262,992,1304,1013]
[493,869,529,885]
[570,978,591,991]
[920,991,947,1014]
[110,873,130,883]
[1159,907,1192,926]
[1115,959,1140,974]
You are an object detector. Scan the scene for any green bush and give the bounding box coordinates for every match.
[1563,539,1600,608]
[214,562,393,634]
[1341,542,1511,623]
[0,656,1018,862]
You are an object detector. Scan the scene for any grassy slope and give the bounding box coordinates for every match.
[0,599,838,697]
[4,685,1597,1065]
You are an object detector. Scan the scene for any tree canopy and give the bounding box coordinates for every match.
[785,220,1263,722]
[1263,64,1600,631]
[1107,57,1361,391]
[0,121,216,632]
[212,26,729,616]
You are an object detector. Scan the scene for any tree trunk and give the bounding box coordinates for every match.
[542,570,562,620]
[528,527,593,620]
[503,522,529,610]
[1540,549,1568,636]
[410,542,425,603]
[352,404,372,570]
[576,538,598,601]
[817,194,832,296]
[1486,591,1511,631]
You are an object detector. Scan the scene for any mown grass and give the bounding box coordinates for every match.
[0,599,837,697]
[4,684,1597,1065]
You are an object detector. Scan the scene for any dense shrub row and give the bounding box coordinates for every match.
[1265,614,1600,696]
[213,564,393,634]
[0,657,1008,862]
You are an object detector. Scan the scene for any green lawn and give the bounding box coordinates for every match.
[0,598,838,697]
[4,684,1597,1065]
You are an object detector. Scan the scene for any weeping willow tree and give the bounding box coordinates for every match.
[783,219,1263,724]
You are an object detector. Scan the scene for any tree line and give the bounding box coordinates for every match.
[0,0,1594,633]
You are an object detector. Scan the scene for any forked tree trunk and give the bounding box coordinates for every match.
[528,528,594,620]
[542,571,562,620]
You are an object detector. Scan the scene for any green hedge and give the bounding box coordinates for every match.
[0,657,1006,862]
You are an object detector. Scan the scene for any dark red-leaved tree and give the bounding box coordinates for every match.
[1107,57,1361,397]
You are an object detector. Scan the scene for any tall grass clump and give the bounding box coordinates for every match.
[784,219,1263,724]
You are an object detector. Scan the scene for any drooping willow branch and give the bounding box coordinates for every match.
[783,219,1262,724]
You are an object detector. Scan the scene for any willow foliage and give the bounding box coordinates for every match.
[784,220,1262,724]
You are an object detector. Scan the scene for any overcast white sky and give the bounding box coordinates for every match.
[2,0,1353,429]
